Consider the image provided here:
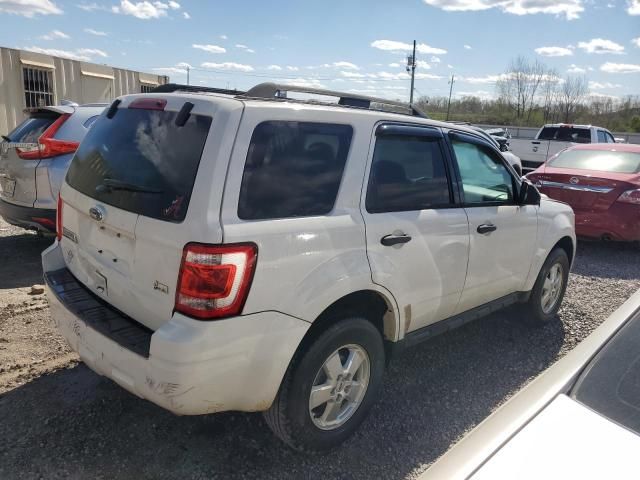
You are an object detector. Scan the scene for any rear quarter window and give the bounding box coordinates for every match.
[238,121,353,220]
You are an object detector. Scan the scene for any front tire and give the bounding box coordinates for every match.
[264,317,385,452]
[523,248,570,325]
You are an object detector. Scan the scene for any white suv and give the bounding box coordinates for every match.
[43,83,575,452]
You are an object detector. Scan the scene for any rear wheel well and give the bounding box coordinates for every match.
[293,290,396,364]
[554,236,574,265]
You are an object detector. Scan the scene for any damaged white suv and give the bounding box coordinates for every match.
[43,83,575,452]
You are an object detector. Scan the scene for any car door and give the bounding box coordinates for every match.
[361,124,470,334]
[447,131,538,314]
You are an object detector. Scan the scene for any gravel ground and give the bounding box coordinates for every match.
[0,217,638,480]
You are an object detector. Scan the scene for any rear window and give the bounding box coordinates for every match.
[548,149,640,174]
[538,127,591,143]
[66,108,212,222]
[7,114,58,143]
[238,121,353,220]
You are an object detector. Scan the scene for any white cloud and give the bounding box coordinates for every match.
[77,2,109,11]
[201,62,254,72]
[371,39,447,55]
[0,0,62,16]
[415,73,443,80]
[464,44,472,50]
[286,66,299,71]
[283,78,326,89]
[114,0,170,19]
[460,74,508,84]
[220,34,228,40]
[84,28,107,36]
[332,61,359,70]
[631,37,640,48]
[153,66,187,74]
[589,81,621,89]
[416,60,431,69]
[192,44,226,54]
[431,56,441,63]
[388,62,401,67]
[40,29,69,40]
[235,44,255,53]
[23,46,107,61]
[628,0,640,14]
[168,0,179,8]
[578,38,625,54]
[600,62,640,73]
[447,64,454,69]
[267,65,282,70]
[77,48,108,57]
[182,11,189,18]
[422,0,584,20]
[535,46,573,57]
[567,64,586,73]
[340,71,367,79]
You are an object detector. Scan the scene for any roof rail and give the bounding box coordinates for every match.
[151,83,247,96]
[241,82,429,118]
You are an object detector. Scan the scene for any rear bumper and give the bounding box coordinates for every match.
[574,204,640,242]
[0,197,56,232]
[43,242,310,415]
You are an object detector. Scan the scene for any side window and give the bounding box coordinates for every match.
[597,130,607,143]
[238,121,352,220]
[452,139,515,205]
[606,132,616,143]
[366,134,452,213]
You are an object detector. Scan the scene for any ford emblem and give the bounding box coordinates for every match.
[570,177,579,185]
[89,205,105,222]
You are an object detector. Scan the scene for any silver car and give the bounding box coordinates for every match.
[0,103,106,232]
[421,288,640,479]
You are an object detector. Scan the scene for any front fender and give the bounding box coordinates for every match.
[524,201,576,291]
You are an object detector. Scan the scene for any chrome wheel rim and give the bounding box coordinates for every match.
[308,344,370,431]
[541,263,564,314]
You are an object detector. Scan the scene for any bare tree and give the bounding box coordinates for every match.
[558,76,589,123]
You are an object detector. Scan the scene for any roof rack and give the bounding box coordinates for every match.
[241,82,429,118]
[151,83,246,96]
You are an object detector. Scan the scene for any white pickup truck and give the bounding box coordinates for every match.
[510,124,616,172]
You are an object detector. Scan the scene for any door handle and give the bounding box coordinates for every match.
[477,223,497,235]
[380,234,412,247]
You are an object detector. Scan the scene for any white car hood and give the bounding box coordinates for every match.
[471,394,640,480]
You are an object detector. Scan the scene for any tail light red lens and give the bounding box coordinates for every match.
[17,114,79,160]
[56,194,63,241]
[129,98,167,110]
[175,243,258,320]
[617,189,640,205]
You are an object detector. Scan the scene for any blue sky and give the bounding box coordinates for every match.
[0,0,639,101]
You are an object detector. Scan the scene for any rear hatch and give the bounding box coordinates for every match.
[0,107,72,207]
[59,94,241,330]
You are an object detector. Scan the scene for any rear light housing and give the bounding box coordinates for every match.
[616,189,640,205]
[175,243,258,320]
[17,114,79,160]
[56,194,63,241]
[129,98,167,110]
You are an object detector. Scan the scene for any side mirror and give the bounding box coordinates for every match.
[519,179,541,206]
[500,143,508,152]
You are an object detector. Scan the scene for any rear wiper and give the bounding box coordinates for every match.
[96,178,163,194]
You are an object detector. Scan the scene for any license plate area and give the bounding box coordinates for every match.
[0,177,16,197]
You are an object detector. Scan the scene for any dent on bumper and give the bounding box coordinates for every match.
[42,242,310,415]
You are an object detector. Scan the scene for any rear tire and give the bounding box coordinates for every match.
[522,248,569,326]
[264,317,385,452]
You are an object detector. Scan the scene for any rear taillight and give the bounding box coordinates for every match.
[17,114,79,160]
[175,243,258,320]
[56,194,63,241]
[129,98,167,110]
[617,189,640,205]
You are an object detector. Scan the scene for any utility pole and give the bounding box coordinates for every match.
[446,74,455,121]
[406,40,417,105]
[186,65,190,85]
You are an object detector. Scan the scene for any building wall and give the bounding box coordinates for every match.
[0,46,169,135]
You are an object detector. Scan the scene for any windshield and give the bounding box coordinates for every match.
[571,309,640,435]
[548,149,640,174]
[66,108,212,222]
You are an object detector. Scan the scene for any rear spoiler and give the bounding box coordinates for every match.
[151,83,246,96]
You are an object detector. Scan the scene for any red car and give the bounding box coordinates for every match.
[527,143,640,242]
